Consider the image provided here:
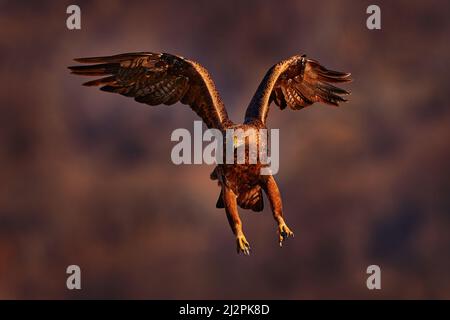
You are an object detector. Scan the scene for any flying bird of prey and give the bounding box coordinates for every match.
[69,52,351,255]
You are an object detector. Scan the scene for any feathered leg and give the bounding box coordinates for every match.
[262,175,294,247]
[222,186,251,255]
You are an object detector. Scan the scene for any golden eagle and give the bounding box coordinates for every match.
[69,52,351,255]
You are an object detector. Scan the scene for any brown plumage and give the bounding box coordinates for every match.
[69,52,351,255]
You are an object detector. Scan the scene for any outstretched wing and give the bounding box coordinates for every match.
[244,55,351,125]
[69,52,231,129]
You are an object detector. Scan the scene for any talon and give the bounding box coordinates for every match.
[277,222,294,247]
[236,234,251,255]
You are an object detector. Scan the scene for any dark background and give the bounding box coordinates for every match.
[0,0,449,299]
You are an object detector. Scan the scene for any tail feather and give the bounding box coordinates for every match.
[216,193,225,209]
[238,188,264,212]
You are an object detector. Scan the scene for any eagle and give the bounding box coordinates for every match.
[69,52,351,255]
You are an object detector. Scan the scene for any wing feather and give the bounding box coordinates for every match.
[69,52,231,129]
[244,55,351,124]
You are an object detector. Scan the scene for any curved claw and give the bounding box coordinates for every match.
[236,234,251,255]
[278,223,294,247]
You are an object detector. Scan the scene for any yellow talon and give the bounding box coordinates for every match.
[278,222,294,247]
[236,234,251,255]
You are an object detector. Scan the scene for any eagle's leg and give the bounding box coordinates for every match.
[222,186,251,255]
[262,175,294,247]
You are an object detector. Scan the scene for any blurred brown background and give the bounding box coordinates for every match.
[0,0,449,299]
